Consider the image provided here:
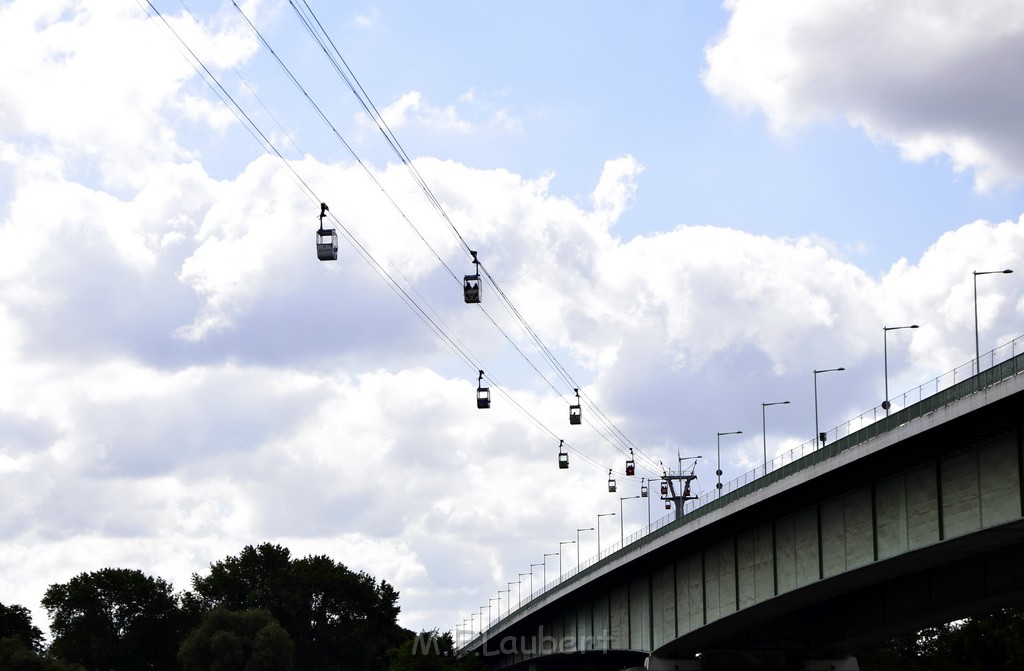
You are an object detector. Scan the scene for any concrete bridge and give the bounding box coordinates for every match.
[459,343,1024,670]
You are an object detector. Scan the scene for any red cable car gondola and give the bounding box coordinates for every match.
[569,388,581,425]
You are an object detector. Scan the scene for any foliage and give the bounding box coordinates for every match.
[386,630,483,671]
[41,567,182,671]
[0,636,86,671]
[856,607,1024,670]
[0,602,44,652]
[189,543,412,670]
[178,607,294,671]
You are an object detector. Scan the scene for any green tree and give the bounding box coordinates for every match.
[178,608,294,671]
[0,602,44,651]
[190,543,411,670]
[386,630,483,671]
[42,567,182,671]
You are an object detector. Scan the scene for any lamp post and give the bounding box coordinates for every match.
[813,368,844,447]
[716,431,742,496]
[576,527,594,568]
[883,325,918,415]
[620,496,641,542]
[974,269,1013,373]
[542,553,557,588]
[497,589,507,618]
[470,613,477,637]
[518,573,529,606]
[558,541,575,576]
[596,512,616,559]
[761,401,790,472]
[488,597,498,627]
[529,563,542,598]
[507,581,519,615]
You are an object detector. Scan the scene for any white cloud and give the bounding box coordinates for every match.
[703,0,1024,191]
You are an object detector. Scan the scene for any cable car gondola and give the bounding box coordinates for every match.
[660,481,669,497]
[315,202,338,261]
[476,370,490,409]
[607,469,616,493]
[625,448,635,476]
[640,478,648,498]
[463,250,481,303]
[569,388,581,425]
[557,439,569,469]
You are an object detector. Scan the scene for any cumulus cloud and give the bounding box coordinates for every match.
[703,0,1024,191]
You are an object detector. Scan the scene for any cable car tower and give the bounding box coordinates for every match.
[315,202,338,261]
[660,454,701,520]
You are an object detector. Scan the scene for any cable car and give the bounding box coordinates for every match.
[569,388,581,425]
[607,469,617,493]
[660,481,669,497]
[315,202,338,261]
[464,250,481,303]
[476,370,490,409]
[640,478,649,497]
[665,501,671,510]
[625,448,635,476]
[557,439,569,469]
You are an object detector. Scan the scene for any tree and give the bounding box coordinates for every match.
[386,630,483,671]
[42,567,182,671]
[178,608,294,671]
[0,602,44,651]
[190,543,412,670]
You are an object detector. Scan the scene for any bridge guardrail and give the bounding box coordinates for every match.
[460,336,1024,650]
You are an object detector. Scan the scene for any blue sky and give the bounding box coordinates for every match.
[3,0,1024,640]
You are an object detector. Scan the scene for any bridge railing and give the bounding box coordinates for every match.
[460,336,1024,651]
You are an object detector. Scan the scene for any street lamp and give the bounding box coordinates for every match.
[576,527,594,568]
[497,589,507,618]
[529,563,542,598]
[761,401,790,472]
[974,269,1013,373]
[813,368,844,447]
[542,553,557,588]
[716,431,742,496]
[558,541,575,576]
[518,573,529,606]
[507,581,519,616]
[620,496,641,542]
[883,325,918,415]
[596,512,616,559]
[488,597,498,627]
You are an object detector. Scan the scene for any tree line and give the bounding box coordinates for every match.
[0,542,480,671]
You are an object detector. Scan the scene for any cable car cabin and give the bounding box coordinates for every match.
[557,440,569,469]
[660,481,669,496]
[625,449,635,476]
[641,483,649,497]
[315,203,337,261]
[316,228,339,261]
[665,501,671,510]
[607,469,617,493]
[476,370,490,409]
[463,275,481,303]
[569,388,582,425]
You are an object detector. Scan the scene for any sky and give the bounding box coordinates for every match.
[3,0,1024,641]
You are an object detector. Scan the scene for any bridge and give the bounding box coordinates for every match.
[458,338,1024,670]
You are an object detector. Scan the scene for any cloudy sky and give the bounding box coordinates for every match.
[3,0,1024,639]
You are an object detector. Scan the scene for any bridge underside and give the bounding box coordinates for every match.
[656,520,1024,658]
